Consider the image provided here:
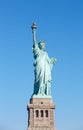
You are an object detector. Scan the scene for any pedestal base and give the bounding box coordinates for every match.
[28,127,56,130]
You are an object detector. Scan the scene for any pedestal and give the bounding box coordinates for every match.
[27,97,56,130]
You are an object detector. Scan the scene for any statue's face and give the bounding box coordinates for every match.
[38,42,46,51]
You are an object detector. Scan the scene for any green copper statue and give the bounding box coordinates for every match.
[31,22,56,97]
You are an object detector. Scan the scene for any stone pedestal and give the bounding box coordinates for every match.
[27,98,56,130]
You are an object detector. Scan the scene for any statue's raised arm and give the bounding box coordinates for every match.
[31,22,37,47]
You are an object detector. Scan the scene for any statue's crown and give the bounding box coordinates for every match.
[38,41,45,45]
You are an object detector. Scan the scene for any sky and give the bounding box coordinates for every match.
[0,0,83,130]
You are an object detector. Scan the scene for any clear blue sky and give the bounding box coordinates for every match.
[0,0,83,130]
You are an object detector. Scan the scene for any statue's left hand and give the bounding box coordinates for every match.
[51,57,56,65]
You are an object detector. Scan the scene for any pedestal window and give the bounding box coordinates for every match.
[45,110,48,117]
[40,110,43,117]
[35,110,39,117]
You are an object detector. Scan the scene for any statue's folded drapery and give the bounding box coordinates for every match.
[33,44,54,95]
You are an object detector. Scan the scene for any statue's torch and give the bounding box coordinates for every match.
[31,22,37,45]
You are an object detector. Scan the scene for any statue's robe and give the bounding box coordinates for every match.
[33,44,52,95]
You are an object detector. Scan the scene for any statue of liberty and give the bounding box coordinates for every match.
[31,22,56,97]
